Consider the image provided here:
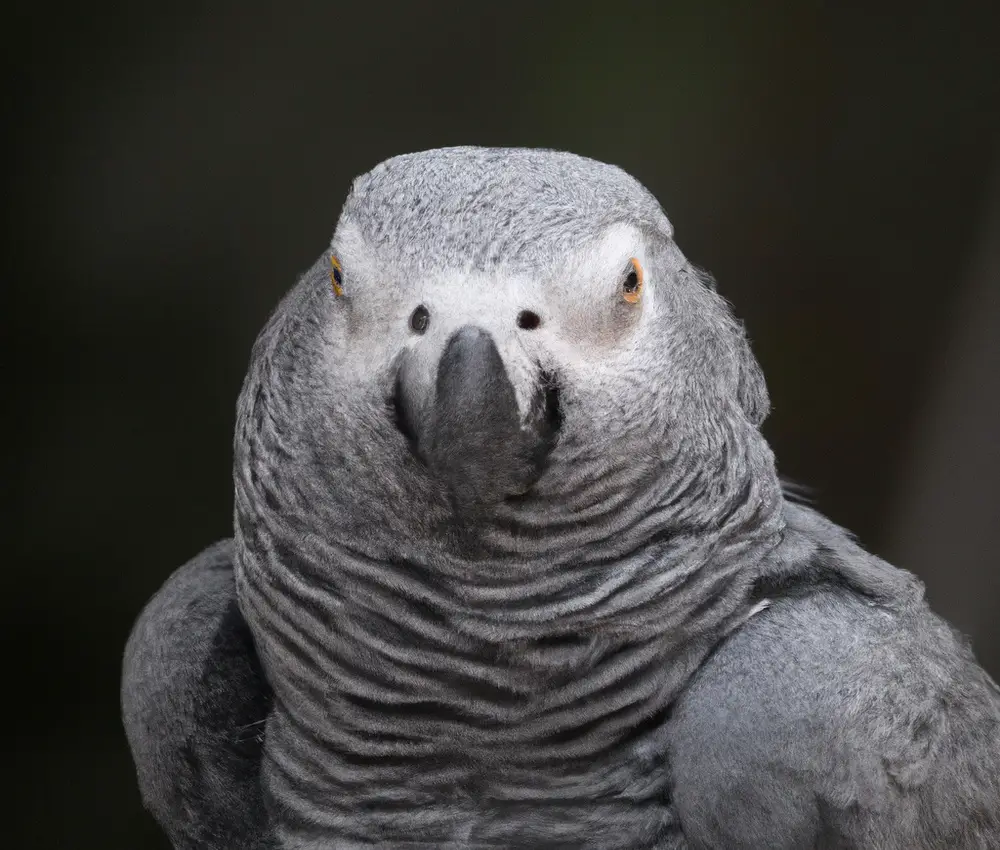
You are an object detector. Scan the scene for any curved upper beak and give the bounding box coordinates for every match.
[393,325,560,511]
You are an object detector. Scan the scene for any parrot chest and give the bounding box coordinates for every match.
[261,695,681,848]
[238,545,749,848]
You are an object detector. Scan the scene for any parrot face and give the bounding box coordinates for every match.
[235,147,777,568]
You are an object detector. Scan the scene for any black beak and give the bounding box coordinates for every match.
[394,325,560,511]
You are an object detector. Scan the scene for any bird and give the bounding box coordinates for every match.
[122,146,1000,849]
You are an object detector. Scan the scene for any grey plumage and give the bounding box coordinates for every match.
[122,542,274,849]
[122,147,1000,849]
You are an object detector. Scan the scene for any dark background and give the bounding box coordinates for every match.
[9,2,999,847]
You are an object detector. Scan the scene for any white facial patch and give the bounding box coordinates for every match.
[553,222,650,306]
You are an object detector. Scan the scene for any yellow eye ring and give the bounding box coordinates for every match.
[330,255,344,297]
[622,257,644,304]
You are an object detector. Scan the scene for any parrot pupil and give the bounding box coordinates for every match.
[623,271,640,293]
[409,305,430,334]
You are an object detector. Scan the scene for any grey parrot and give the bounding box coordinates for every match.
[122,147,1000,849]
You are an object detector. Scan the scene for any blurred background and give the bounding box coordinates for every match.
[9,1,999,846]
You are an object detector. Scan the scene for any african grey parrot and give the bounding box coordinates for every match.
[122,147,1000,849]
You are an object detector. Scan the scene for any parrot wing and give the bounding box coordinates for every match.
[667,551,1000,850]
[121,540,275,849]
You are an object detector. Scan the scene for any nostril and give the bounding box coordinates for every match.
[410,304,430,334]
[517,310,541,330]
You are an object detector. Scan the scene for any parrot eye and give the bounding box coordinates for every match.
[330,255,344,297]
[409,304,430,334]
[622,257,644,304]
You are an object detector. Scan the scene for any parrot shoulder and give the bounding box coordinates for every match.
[667,576,1000,849]
[121,540,275,849]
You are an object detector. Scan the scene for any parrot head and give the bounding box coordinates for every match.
[235,147,779,572]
